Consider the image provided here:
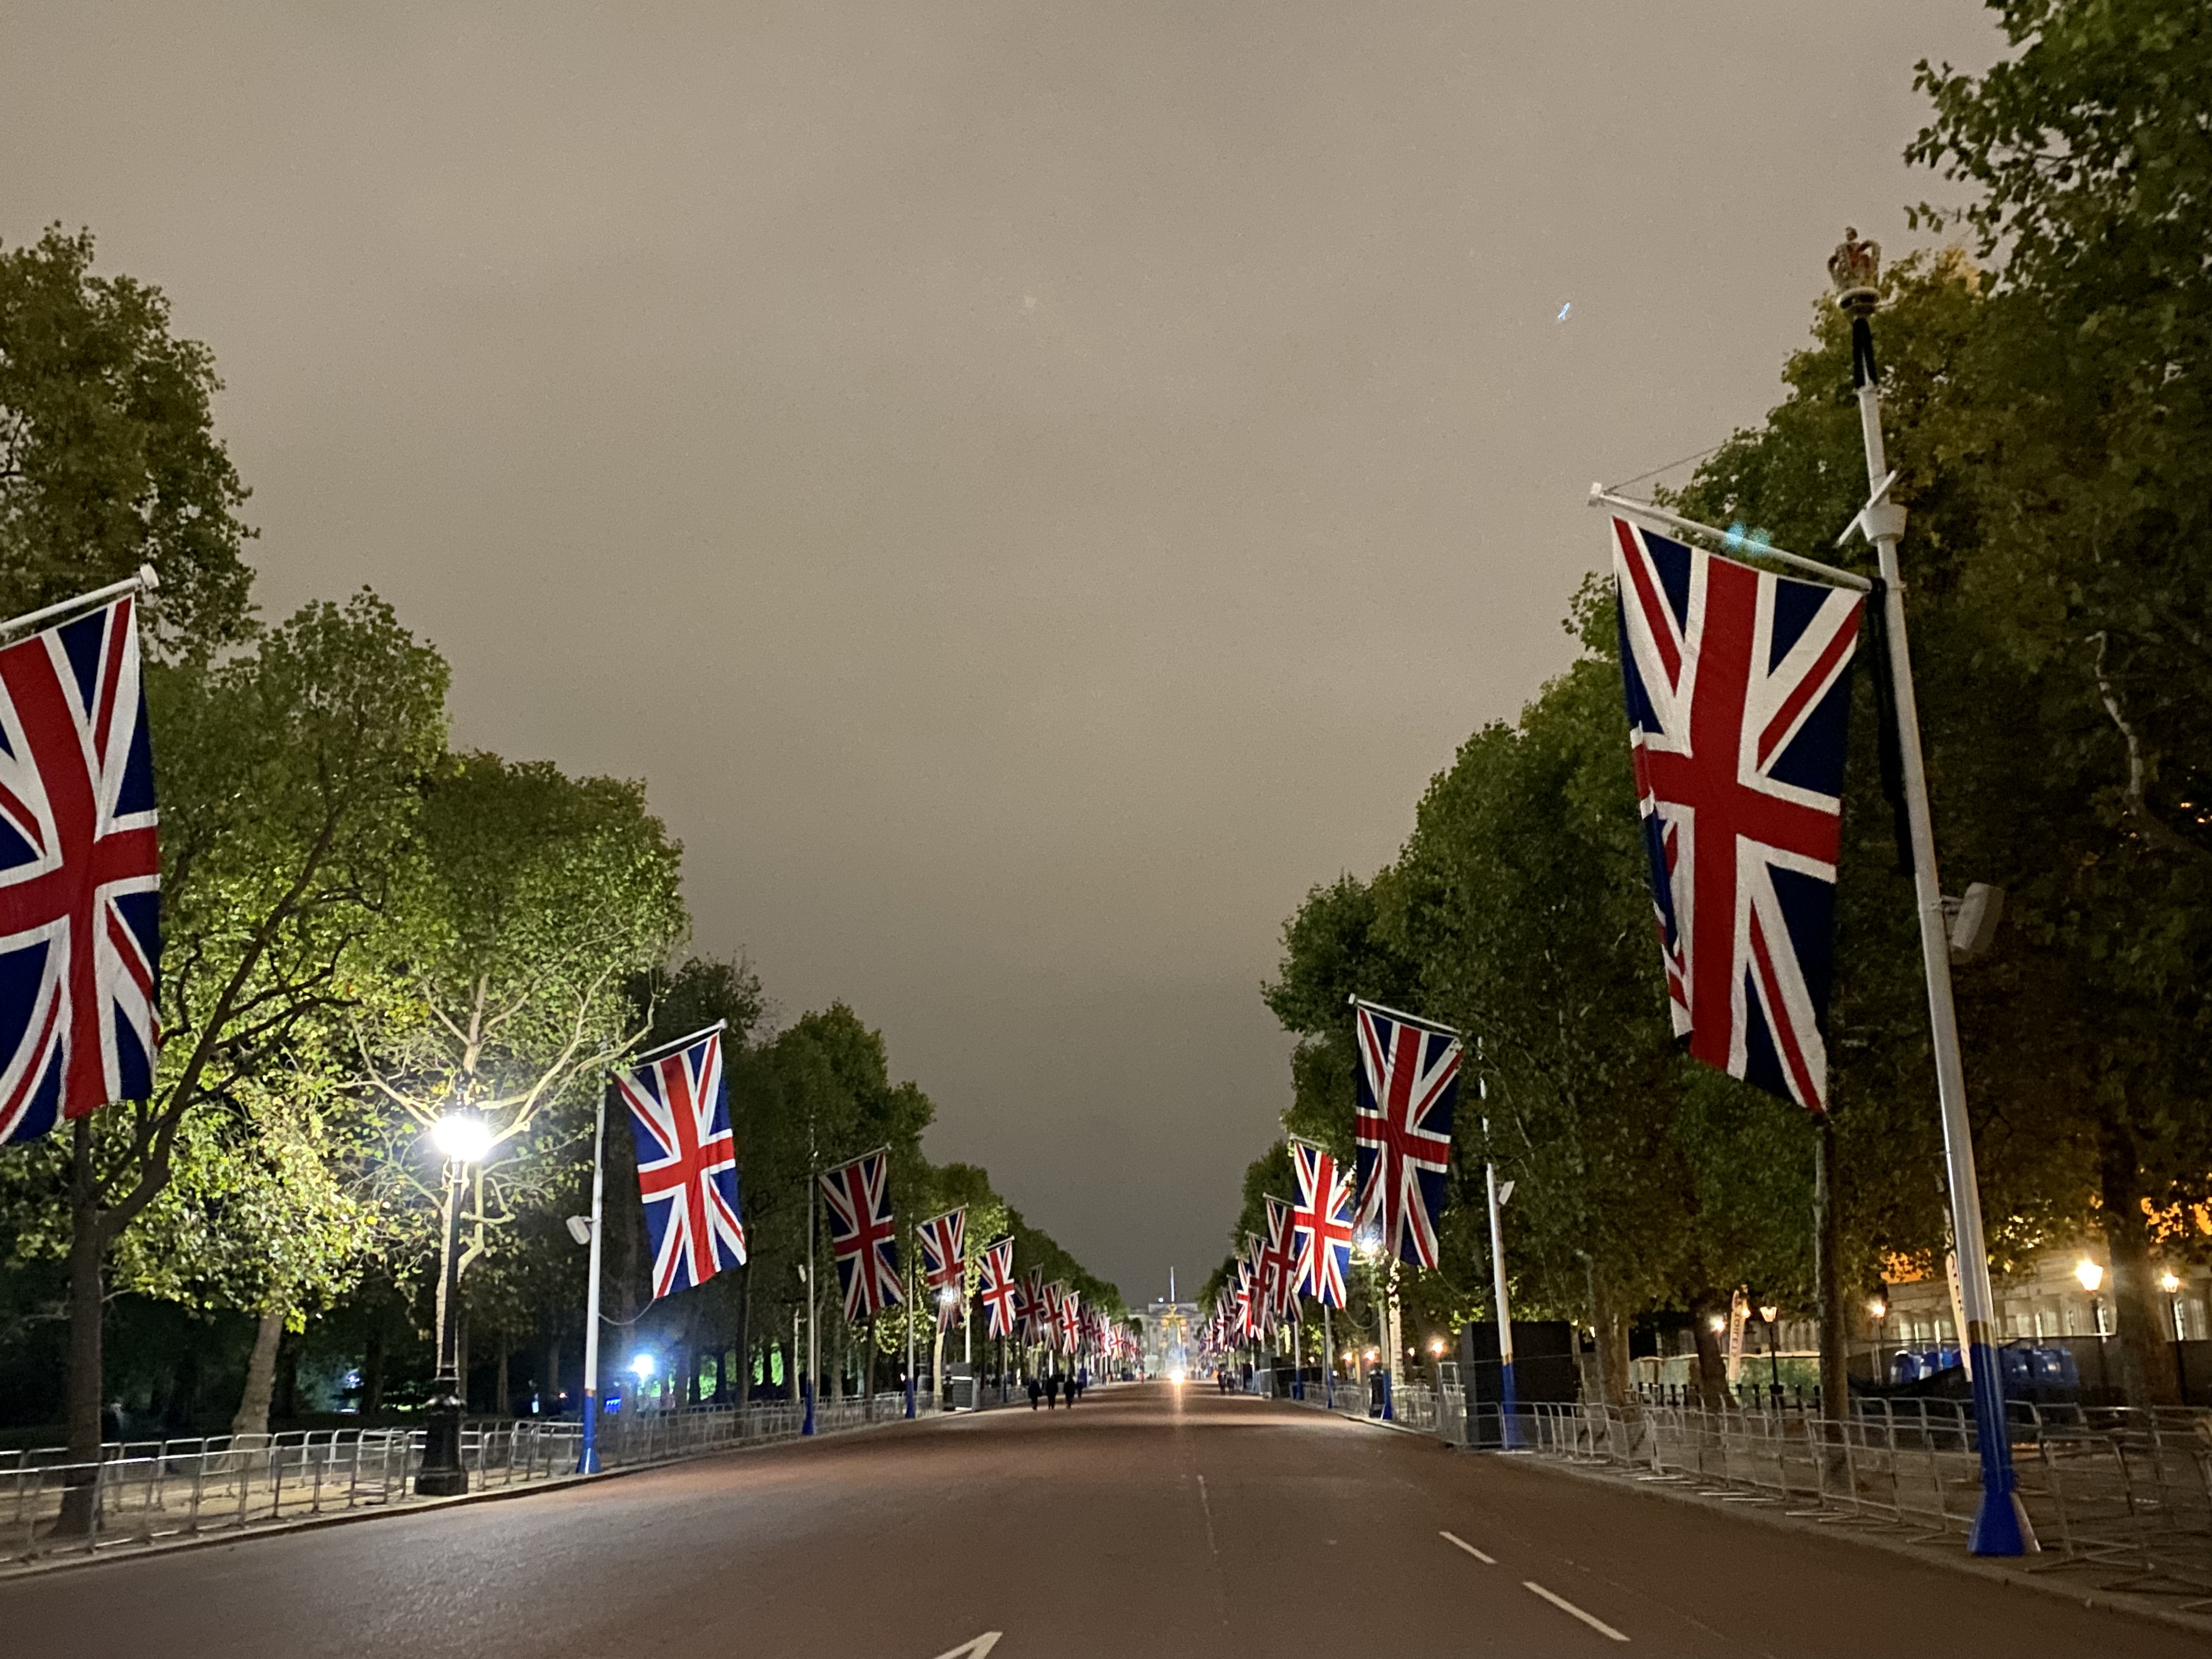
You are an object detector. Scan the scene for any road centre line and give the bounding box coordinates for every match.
[1439,1530,1496,1565]
[1523,1580,1630,1643]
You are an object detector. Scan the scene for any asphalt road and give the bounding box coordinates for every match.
[2,1384,2197,1657]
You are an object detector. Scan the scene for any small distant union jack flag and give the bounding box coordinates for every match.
[1060,1287,1082,1355]
[1018,1267,1044,1342]
[1289,1139,1354,1308]
[617,1030,746,1298]
[820,1148,903,1319]
[0,594,161,1147]
[1353,998,1462,1268]
[1613,517,1862,1111]
[918,1206,966,1332]
[1265,1195,1296,1319]
[1043,1280,1067,1352]
[979,1235,1019,1339]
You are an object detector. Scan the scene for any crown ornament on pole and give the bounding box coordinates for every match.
[1828,228,1881,318]
[1829,228,1882,387]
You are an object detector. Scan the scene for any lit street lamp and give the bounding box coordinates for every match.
[417,1111,493,1497]
[1758,1304,1781,1404]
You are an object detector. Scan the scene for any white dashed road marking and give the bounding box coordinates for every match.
[1523,1580,1630,1643]
[1439,1530,1496,1564]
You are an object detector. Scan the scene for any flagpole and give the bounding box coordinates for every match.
[1483,1113,1519,1450]
[1322,1304,1334,1409]
[577,1080,608,1474]
[1291,1302,1303,1402]
[1830,231,2027,1556]
[803,1160,818,1437]
[0,563,159,644]
[904,1244,917,1419]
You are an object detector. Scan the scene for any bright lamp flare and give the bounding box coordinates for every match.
[2075,1258,2104,1293]
[628,1353,657,1380]
[431,1113,493,1164]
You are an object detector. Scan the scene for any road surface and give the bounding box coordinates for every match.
[2,1383,2196,1657]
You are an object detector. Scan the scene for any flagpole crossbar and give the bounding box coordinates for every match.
[625,1019,729,1069]
[1345,994,1460,1039]
[1589,487,1872,592]
[0,565,161,645]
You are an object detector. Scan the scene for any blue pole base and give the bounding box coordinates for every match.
[577,1391,601,1474]
[1963,1339,2030,1556]
[1380,1370,1394,1421]
[1499,1359,1519,1451]
[801,1378,816,1436]
[904,1380,916,1419]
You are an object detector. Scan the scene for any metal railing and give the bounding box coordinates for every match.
[1,1391,937,1566]
[1466,1401,2212,1609]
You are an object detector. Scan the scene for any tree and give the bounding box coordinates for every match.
[0,227,256,651]
[0,591,448,1480]
[355,754,687,1383]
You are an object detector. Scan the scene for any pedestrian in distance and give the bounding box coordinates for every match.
[1045,1372,1060,1408]
[1026,1375,1042,1410]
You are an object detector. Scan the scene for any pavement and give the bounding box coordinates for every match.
[2,1383,2200,1657]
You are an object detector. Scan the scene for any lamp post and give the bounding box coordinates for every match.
[1355,1225,1386,1417]
[1758,1305,1782,1408]
[419,1111,494,1497]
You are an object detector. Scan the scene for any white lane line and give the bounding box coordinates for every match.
[1439,1530,1496,1564]
[1523,1581,1630,1643]
[928,1635,1000,1659]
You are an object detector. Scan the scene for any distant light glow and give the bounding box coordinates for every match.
[939,1286,961,1308]
[628,1353,657,1381]
[2160,1272,2182,1294]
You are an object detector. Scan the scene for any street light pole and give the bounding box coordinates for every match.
[577,1085,607,1474]
[419,1113,492,1497]
[1831,229,2028,1556]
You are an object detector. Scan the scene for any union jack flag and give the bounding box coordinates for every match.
[1289,1139,1354,1308]
[616,1030,746,1297]
[820,1148,902,1319]
[1043,1280,1066,1352]
[918,1206,966,1332]
[1059,1287,1081,1355]
[0,595,160,1147]
[1264,1195,1296,1318]
[1233,1263,1254,1340]
[1612,517,1863,1112]
[978,1235,1019,1339]
[1244,1234,1273,1336]
[1352,998,1462,1268]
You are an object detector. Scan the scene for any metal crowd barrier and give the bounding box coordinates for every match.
[1,1391,938,1566]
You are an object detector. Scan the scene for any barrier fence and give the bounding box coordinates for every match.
[1288,1379,2212,1610]
[1,1390,933,1566]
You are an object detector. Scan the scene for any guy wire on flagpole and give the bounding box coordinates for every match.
[1829,228,2030,1556]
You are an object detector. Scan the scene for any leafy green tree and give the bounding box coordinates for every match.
[0,227,256,650]
[354,753,687,1378]
[0,592,448,1473]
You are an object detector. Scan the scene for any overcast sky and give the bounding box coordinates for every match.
[4,2,2001,1304]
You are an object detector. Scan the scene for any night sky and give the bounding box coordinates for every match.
[4,2,1999,1301]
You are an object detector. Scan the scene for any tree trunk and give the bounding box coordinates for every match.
[1688,1291,1731,1412]
[1814,1115,1850,1420]
[495,1340,511,1418]
[2098,1115,2182,1407]
[1588,1277,1630,1408]
[273,1330,300,1423]
[363,1321,387,1418]
[231,1306,286,1438]
[543,1330,561,1415]
[731,1260,753,1404]
[58,1118,109,1533]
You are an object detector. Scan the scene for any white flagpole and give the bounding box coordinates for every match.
[803,1164,818,1436]
[905,1245,917,1419]
[577,1082,607,1472]
[0,563,159,644]
[1830,231,2028,1556]
[1485,1115,1519,1449]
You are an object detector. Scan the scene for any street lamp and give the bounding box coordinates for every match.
[1758,1304,1782,1404]
[2160,1271,2184,1344]
[419,1112,493,1497]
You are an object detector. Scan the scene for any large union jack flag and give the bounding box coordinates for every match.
[616,1030,745,1298]
[0,595,161,1147]
[918,1205,966,1332]
[1352,998,1461,1268]
[821,1148,903,1319]
[1612,516,1863,1112]
[1018,1267,1045,1344]
[1059,1286,1082,1356]
[978,1235,1019,1339]
[1289,1139,1354,1308]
